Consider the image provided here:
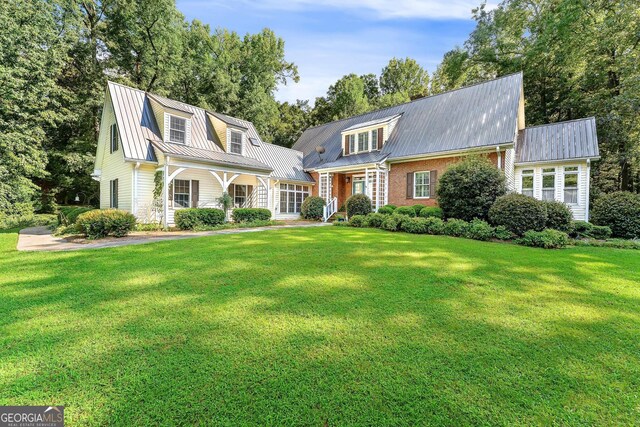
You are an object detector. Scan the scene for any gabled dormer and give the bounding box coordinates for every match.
[341,114,401,156]
[148,93,193,145]
[207,112,249,155]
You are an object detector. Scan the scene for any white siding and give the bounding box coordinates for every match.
[514,161,589,221]
[504,148,515,190]
[97,94,132,211]
[134,165,159,223]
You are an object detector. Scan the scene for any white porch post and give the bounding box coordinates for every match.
[163,157,170,228]
[266,178,271,213]
[375,168,380,211]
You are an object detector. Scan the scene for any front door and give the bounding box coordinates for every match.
[352,179,365,195]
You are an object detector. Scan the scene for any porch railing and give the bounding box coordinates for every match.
[323,197,338,222]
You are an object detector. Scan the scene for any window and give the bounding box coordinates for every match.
[357,132,368,152]
[564,166,579,204]
[230,130,243,154]
[348,134,355,154]
[542,168,555,201]
[353,179,365,195]
[109,179,118,208]
[234,184,247,207]
[173,179,190,208]
[372,129,378,149]
[414,171,430,198]
[521,169,534,197]
[279,183,310,214]
[169,116,186,144]
[110,124,119,153]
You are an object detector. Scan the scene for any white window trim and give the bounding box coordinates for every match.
[229,129,244,155]
[413,171,431,199]
[343,127,384,156]
[279,183,310,214]
[541,167,556,201]
[563,165,580,206]
[520,169,534,197]
[168,115,187,144]
[173,179,191,209]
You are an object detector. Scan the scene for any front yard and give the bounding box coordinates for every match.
[0,227,639,425]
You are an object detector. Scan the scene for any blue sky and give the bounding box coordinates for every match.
[176,0,486,104]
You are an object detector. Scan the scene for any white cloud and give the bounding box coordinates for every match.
[239,0,490,20]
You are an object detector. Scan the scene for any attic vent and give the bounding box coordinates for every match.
[249,137,260,147]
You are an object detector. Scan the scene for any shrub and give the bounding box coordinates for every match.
[591,191,640,238]
[437,156,507,221]
[75,209,136,239]
[381,214,409,232]
[465,219,494,241]
[232,208,271,223]
[517,229,569,249]
[0,213,58,230]
[493,225,515,240]
[395,206,416,217]
[423,217,446,235]
[382,204,397,211]
[301,196,325,220]
[443,218,470,237]
[411,204,425,215]
[349,215,367,227]
[401,217,429,234]
[571,238,640,250]
[175,208,225,230]
[572,221,593,238]
[377,206,394,215]
[346,194,372,217]
[364,213,385,228]
[589,225,612,240]
[418,206,443,218]
[489,193,547,236]
[58,206,95,225]
[541,200,573,232]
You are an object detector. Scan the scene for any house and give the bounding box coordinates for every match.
[93,82,314,226]
[292,72,599,221]
[93,72,599,225]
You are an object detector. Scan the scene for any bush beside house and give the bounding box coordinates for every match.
[75,209,136,239]
[346,194,372,217]
[301,196,325,220]
[489,193,547,236]
[232,208,271,223]
[437,156,506,221]
[175,208,225,230]
[591,191,640,239]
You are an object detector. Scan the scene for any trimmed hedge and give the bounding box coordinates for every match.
[349,215,367,227]
[423,217,445,235]
[58,206,95,225]
[437,156,507,221]
[411,204,426,215]
[494,225,515,240]
[381,214,410,232]
[443,218,470,237]
[401,217,429,234]
[517,229,569,249]
[75,209,136,239]
[175,208,225,230]
[418,206,443,218]
[346,194,372,217]
[466,219,494,241]
[377,206,394,215]
[301,196,325,220]
[364,213,385,228]
[395,206,416,217]
[542,200,573,232]
[232,208,271,223]
[570,221,612,240]
[591,191,640,238]
[382,204,397,211]
[489,193,547,236]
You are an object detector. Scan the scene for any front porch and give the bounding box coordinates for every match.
[316,165,389,220]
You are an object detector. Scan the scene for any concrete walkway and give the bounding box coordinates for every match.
[17,223,330,252]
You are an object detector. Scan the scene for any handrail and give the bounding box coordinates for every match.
[322,197,338,222]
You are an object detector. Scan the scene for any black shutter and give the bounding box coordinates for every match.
[430,170,437,198]
[109,180,113,207]
[110,125,114,153]
[406,173,414,199]
[344,135,350,155]
[191,180,199,207]
[113,179,119,208]
[114,125,119,151]
[377,127,384,149]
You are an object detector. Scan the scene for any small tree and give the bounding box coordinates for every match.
[218,192,233,222]
[437,156,506,221]
[301,196,325,220]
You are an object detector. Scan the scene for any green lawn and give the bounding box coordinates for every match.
[1,227,639,426]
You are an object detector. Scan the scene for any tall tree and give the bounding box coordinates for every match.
[325,74,371,120]
[380,57,430,99]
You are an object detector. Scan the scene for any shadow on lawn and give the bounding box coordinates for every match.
[1,227,639,425]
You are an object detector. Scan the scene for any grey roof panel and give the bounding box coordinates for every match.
[343,114,402,131]
[516,117,599,163]
[150,140,273,172]
[293,73,523,169]
[317,151,388,169]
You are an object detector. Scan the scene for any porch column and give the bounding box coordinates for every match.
[375,168,380,211]
[163,157,170,229]
[266,178,271,213]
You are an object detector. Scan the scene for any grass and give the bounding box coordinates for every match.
[1,227,639,426]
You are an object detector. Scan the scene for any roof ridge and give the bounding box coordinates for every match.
[301,72,523,133]
[523,116,596,130]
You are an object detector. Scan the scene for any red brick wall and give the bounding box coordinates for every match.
[388,152,500,207]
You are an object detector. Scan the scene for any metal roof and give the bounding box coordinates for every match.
[107,81,311,180]
[317,151,388,170]
[516,117,599,163]
[293,73,524,169]
[343,114,402,132]
[150,140,273,172]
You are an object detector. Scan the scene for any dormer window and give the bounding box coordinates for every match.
[230,130,243,154]
[358,132,369,151]
[344,127,384,155]
[169,116,186,144]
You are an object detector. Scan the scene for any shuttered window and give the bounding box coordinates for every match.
[414,171,431,198]
[110,179,118,208]
[564,166,579,204]
[357,132,368,151]
[110,124,119,153]
[173,179,190,208]
[349,134,355,154]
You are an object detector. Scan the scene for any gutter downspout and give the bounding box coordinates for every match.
[585,158,591,222]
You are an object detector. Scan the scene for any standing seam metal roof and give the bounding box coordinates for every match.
[107,81,312,181]
[515,117,599,163]
[293,73,523,169]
